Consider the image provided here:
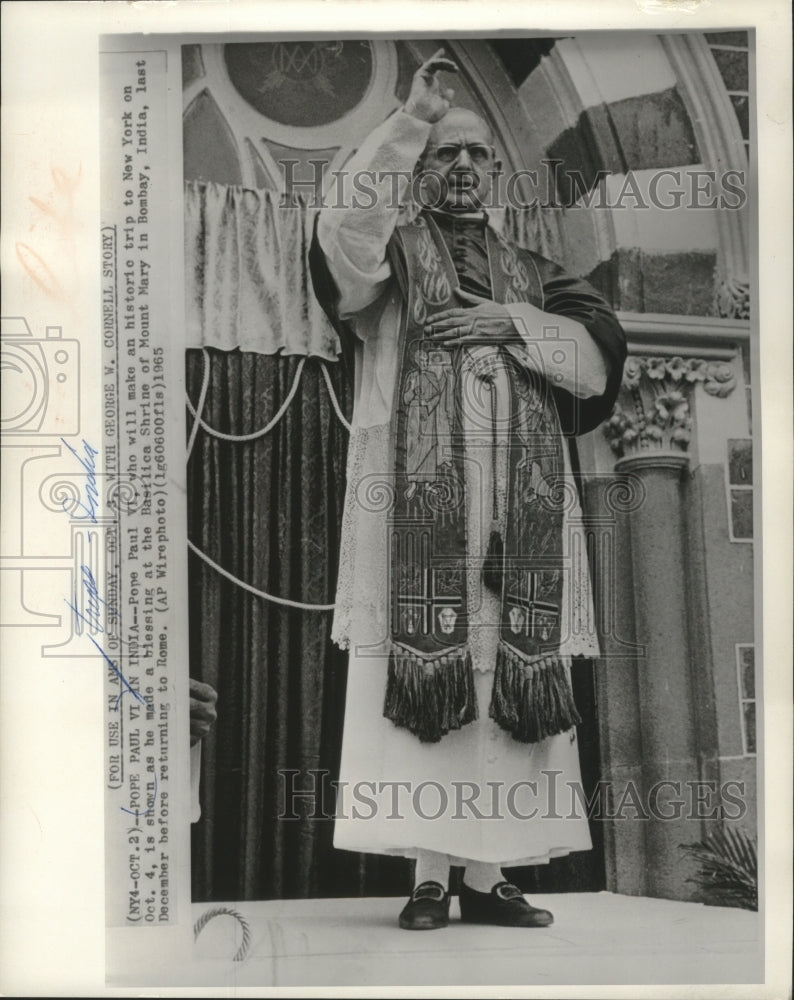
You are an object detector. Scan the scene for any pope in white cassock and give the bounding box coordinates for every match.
[310,50,627,929]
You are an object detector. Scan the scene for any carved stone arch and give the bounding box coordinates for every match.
[531,33,750,317]
[659,33,750,318]
[517,39,620,275]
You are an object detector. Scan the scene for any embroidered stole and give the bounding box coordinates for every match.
[383,213,580,743]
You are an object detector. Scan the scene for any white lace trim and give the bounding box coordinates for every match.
[332,423,391,650]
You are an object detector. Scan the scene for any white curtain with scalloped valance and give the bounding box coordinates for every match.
[184,180,342,360]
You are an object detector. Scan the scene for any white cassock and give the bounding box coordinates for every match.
[317,110,606,866]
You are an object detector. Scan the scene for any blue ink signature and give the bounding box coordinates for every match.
[64,551,120,635]
[60,437,100,523]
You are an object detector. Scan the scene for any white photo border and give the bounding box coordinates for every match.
[0,2,790,996]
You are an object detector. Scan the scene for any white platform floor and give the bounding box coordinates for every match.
[186,891,762,987]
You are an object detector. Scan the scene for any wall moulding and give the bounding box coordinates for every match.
[617,311,749,360]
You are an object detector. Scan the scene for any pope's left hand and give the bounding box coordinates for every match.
[424,289,521,345]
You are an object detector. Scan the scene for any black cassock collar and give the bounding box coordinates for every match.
[426,210,492,299]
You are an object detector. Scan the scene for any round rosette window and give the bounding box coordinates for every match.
[224,41,375,128]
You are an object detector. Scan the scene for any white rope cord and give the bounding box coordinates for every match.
[319,359,353,433]
[185,350,351,611]
[186,347,212,461]
[186,354,307,443]
[187,350,351,443]
[188,538,336,611]
[193,906,251,962]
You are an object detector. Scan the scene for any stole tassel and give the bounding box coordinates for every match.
[489,643,581,744]
[383,647,478,743]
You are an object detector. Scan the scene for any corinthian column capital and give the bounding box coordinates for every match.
[603,355,737,460]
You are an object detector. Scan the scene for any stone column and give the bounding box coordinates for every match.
[614,450,699,900]
[584,473,648,897]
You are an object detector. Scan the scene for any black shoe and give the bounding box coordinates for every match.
[398,880,451,930]
[459,880,554,927]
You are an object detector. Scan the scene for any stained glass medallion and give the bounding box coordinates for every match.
[224,41,375,128]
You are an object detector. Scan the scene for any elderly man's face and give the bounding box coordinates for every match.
[419,110,498,213]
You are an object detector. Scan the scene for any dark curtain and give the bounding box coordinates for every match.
[187,347,410,901]
[506,661,606,895]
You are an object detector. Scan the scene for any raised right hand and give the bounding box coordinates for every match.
[404,48,458,123]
